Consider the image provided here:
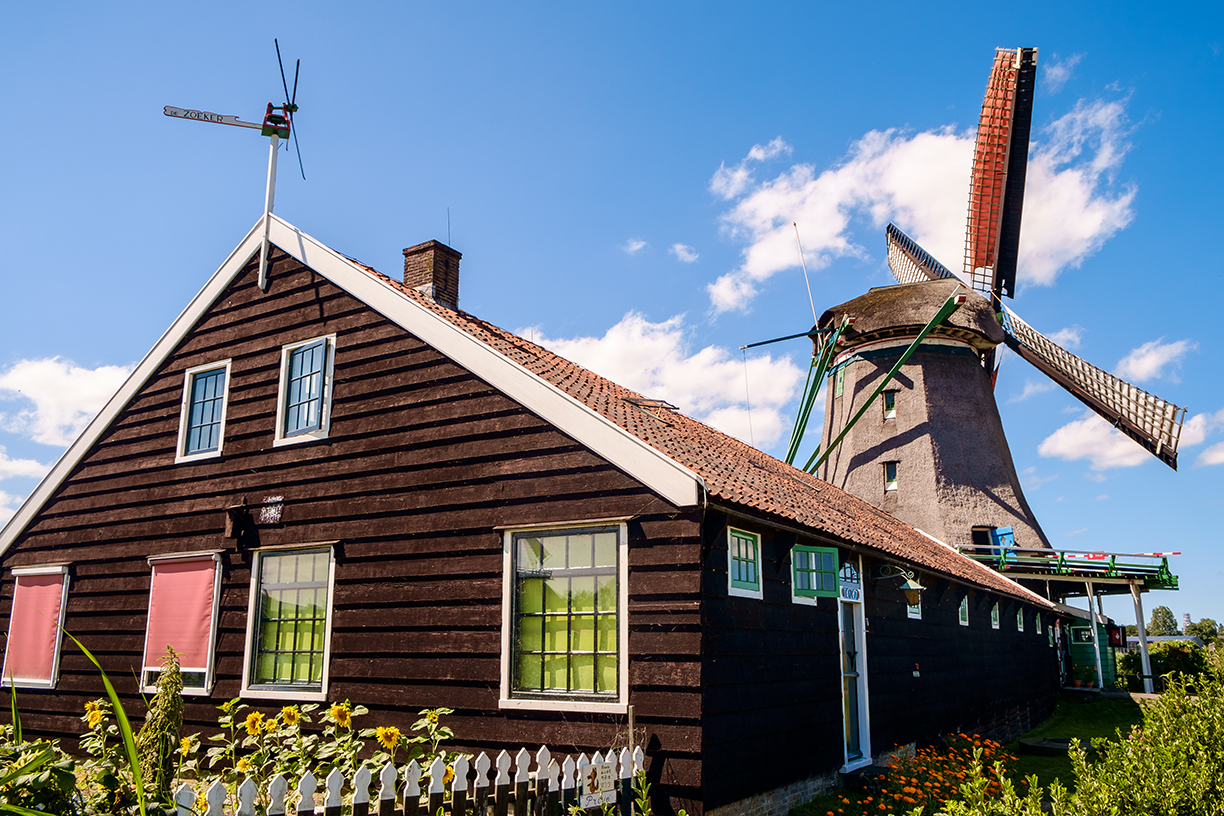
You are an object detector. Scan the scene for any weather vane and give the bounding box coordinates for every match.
[164,39,304,291]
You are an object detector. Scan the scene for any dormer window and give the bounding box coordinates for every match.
[176,361,232,463]
[275,336,336,445]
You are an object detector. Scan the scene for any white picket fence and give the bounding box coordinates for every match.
[175,745,647,816]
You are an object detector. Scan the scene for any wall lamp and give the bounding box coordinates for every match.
[879,564,926,605]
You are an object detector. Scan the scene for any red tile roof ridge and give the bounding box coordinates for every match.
[357,263,1052,607]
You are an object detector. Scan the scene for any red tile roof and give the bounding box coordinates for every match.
[361,265,1050,607]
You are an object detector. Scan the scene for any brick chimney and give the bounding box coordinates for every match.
[403,240,461,310]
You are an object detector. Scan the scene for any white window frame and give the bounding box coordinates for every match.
[141,552,222,696]
[959,595,969,626]
[727,527,763,600]
[240,545,336,701]
[499,520,630,714]
[884,461,899,492]
[1,565,70,689]
[175,360,233,463]
[882,390,897,420]
[1017,608,1025,632]
[273,335,337,447]
[991,602,1000,630]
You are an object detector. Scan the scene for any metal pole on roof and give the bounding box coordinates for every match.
[257,132,280,291]
[1085,579,1104,690]
[1130,580,1155,694]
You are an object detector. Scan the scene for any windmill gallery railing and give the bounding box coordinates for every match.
[176,746,647,816]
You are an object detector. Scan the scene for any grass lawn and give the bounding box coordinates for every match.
[1005,691,1145,791]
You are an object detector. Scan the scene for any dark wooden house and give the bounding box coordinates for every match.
[0,216,1059,815]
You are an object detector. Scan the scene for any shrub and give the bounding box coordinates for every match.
[1118,640,1208,687]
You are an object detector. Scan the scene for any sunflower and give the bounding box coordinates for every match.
[442,766,454,786]
[329,703,352,728]
[83,701,100,715]
[87,709,104,729]
[236,757,252,774]
[244,711,265,737]
[280,706,301,727]
[179,737,192,758]
[376,726,401,751]
[427,711,439,724]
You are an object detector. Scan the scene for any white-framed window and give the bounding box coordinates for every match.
[959,595,969,626]
[142,553,222,695]
[728,528,763,599]
[907,598,922,620]
[991,602,1000,630]
[882,390,897,419]
[1017,608,1025,632]
[884,461,899,492]
[176,360,232,463]
[241,547,335,701]
[274,336,336,446]
[2,565,70,689]
[500,522,629,714]
[792,544,838,605]
[1036,612,1042,634]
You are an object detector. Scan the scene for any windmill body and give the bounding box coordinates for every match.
[816,280,1051,551]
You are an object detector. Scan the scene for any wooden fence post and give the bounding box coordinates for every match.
[378,762,399,816]
[297,771,318,816]
[451,754,471,816]
[618,748,633,816]
[403,760,422,816]
[428,756,447,816]
[545,758,560,816]
[493,750,511,816]
[325,767,345,816]
[473,752,492,816]
[237,777,258,816]
[514,747,532,816]
[353,766,373,816]
[267,774,289,816]
[560,756,576,814]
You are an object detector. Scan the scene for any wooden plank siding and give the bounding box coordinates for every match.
[0,251,703,808]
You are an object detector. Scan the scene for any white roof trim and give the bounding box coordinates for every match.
[913,528,1054,608]
[0,216,700,555]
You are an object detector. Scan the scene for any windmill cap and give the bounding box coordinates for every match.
[817,279,1004,351]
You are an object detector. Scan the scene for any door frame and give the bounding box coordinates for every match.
[838,553,872,772]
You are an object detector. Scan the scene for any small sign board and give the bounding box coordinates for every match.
[579,761,617,809]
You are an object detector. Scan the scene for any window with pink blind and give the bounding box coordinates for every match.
[2,566,69,688]
[143,555,220,693]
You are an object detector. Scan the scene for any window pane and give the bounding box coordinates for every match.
[250,550,330,689]
[543,618,567,651]
[518,654,542,689]
[595,576,616,611]
[597,616,617,651]
[284,341,326,436]
[519,537,544,569]
[592,533,617,567]
[570,654,595,692]
[571,577,596,612]
[543,655,568,689]
[597,656,617,693]
[571,615,595,652]
[520,579,543,614]
[184,368,227,455]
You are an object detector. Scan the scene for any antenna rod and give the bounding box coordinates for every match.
[794,222,818,325]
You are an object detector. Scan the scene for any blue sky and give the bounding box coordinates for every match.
[1,3,1221,627]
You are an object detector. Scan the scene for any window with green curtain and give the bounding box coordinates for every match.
[729,528,760,592]
[959,595,969,626]
[249,549,330,690]
[991,602,1000,629]
[793,545,838,598]
[512,527,619,698]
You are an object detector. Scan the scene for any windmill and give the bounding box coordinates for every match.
[765,47,1186,552]
[163,39,304,291]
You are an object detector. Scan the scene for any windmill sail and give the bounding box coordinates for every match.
[887,223,957,284]
[964,47,1038,300]
[999,305,1186,469]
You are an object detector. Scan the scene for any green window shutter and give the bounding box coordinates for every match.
[959,595,969,626]
[793,545,839,598]
[729,529,760,591]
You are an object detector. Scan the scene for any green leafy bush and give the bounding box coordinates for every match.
[1118,639,1208,687]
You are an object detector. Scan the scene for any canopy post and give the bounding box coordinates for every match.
[1130,580,1154,694]
[1085,580,1104,690]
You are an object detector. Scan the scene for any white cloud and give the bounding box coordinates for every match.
[622,239,647,255]
[709,95,1138,312]
[670,243,699,263]
[1198,442,1224,468]
[0,447,48,481]
[0,358,132,447]
[1009,379,1055,403]
[0,489,19,528]
[1065,527,1089,538]
[1180,408,1224,447]
[526,312,803,447]
[1044,53,1084,94]
[1094,494,1110,501]
[1115,338,1196,383]
[1048,326,1084,349]
[710,137,793,200]
[1038,410,1151,470]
